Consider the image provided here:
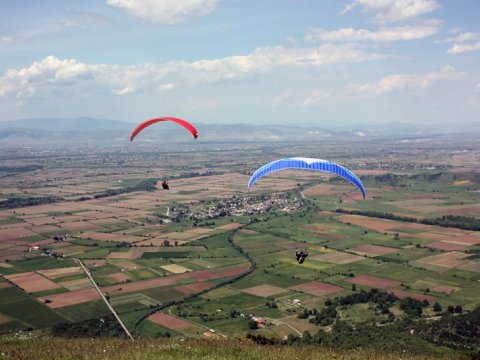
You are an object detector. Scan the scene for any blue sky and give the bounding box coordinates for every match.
[0,0,479,127]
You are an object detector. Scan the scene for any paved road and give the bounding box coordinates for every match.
[74,258,134,341]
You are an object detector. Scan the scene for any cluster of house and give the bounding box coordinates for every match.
[27,234,67,256]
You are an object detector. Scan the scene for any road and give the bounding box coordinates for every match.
[265,317,303,336]
[74,258,135,341]
[167,304,227,338]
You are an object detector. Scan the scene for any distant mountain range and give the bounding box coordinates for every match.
[0,117,478,145]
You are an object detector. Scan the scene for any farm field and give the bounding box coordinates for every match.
[0,139,479,354]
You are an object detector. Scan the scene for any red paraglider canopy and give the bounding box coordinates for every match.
[130,117,198,141]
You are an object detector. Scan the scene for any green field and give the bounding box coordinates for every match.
[125,268,159,281]
[141,287,186,303]
[55,300,111,322]
[0,217,24,225]
[0,257,77,275]
[0,287,68,329]
[135,320,180,338]
[142,251,190,259]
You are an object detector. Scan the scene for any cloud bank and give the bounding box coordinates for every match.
[348,66,463,94]
[0,45,384,99]
[106,0,221,24]
[306,21,439,42]
[342,0,441,24]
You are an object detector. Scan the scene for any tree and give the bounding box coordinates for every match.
[387,312,395,322]
[248,319,258,330]
[433,302,442,312]
[400,297,424,317]
[297,309,309,319]
[302,331,312,343]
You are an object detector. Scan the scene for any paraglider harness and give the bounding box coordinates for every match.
[295,249,308,264]
[161,180,169,190]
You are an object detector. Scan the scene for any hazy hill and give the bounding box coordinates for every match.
[1,117,478,146]
[0,117,132,131]
[0,117,365,145]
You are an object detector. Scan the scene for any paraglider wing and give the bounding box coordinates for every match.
[247,157,366,199]
[130,117,198,141]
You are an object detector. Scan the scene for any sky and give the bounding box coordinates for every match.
[0,0,479,128]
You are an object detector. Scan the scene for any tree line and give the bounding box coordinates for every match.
[0,196,60,209]
[336,209,480,231]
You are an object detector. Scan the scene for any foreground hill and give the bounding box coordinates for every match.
[0,337,451,360]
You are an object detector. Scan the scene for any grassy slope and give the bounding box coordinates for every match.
[0,337,441,360]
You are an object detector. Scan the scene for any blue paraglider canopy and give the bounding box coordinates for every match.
[247,157,366,199]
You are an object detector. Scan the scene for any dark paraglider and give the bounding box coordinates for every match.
[295,249,308,264]
[161,180,169,190]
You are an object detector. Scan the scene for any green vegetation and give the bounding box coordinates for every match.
[142,251,190,259]
[0,337,422,360]
[418,307,480,350]
[0,217,24,225]
[335,209,480,231]
[69,238,119,247]
[55,301,111,323]
[0,141,479,359]
[248,307,480,358]
[125,268,158,281]
[0,196,60,209]
[75,247,110,259]
[93,178,157,199]
[0,164,43,173]
[52,314,126,338]
[0,257,76,275]
[0,287,68,330]
[135,320,177,338]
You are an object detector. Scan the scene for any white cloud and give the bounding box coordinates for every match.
[440,31,480,54]
[248,44,385,68]
[272,92,292,106]
[59,11,112,28]
[448,42,480,54]
[439,31,480,43]
[1,36,14,45]
[476,83,480,92]
[302,89,330,106]
[112,86,135,95]
[342,0,441,24]
[0,46,384,99]
[306,22,439,42]
[348,66,463,94]
[175,98,217,111]
[0,56,92,98]
[106,0,221,24]
[452,32,480,42]
[157,83,175,91]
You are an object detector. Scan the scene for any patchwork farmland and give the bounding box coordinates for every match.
[0,138,479,345]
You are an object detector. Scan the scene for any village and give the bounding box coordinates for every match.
[162,192,307,223]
